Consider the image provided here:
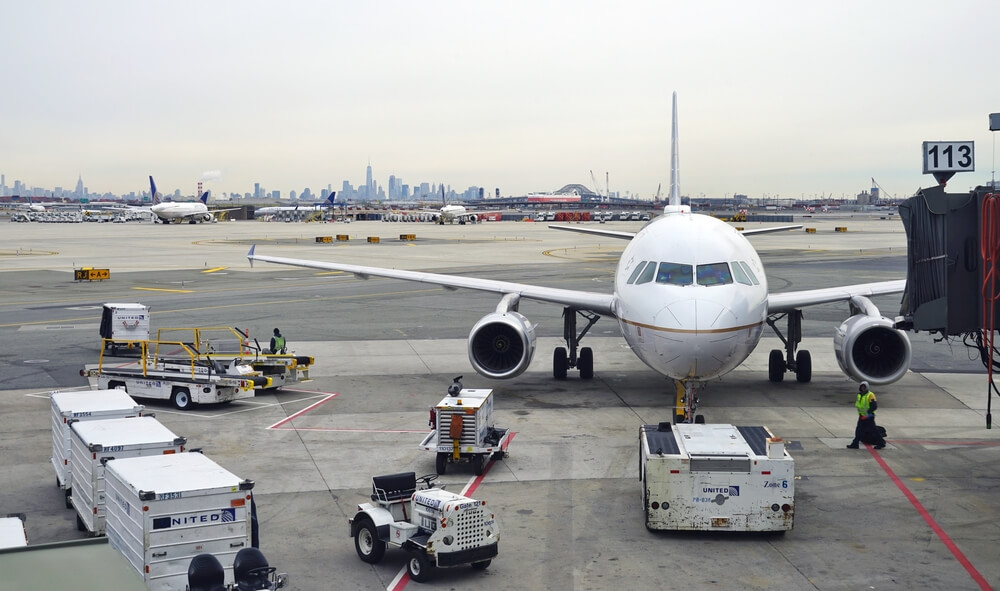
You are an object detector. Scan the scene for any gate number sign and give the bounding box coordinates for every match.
[922,141,974,173]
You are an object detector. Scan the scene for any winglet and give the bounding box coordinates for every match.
[247,244,256,267]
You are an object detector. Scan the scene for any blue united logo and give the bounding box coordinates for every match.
[729,485,740,497]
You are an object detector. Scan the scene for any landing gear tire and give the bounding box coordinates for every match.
[579,347,594,380]
[472,454,486,476]
[407,549,433,582]
[768,349,785,383]
[553,347,568,380]
[435,452,447,475]
[171,387,192,410]
[354,518,386,564]
[795,350,812,383]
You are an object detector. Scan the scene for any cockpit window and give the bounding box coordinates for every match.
[696,262,733,286]
[635,261,657,284]
[738,261,760,285]
[730,260,752,285]
[627,261,649,285]
[655,262,693,285]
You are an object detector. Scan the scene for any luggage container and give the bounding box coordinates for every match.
[0,515,27,549]
[99,303,151,355]
[69,417,186,536]
[50,389,144,508]
[639,422,794,532]
[418,382,510,475]
[104,453,255,591]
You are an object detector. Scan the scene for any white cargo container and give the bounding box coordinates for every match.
[99,303,151,354]
[0,516,28,549]
[104,453,255,591]
[50,389,144,507]
[418,387,510,475]
[639,422,794,532]
[69,417,186,536]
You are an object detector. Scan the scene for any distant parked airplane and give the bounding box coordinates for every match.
[148,177,240,224]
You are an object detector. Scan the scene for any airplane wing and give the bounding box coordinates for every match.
[767,280,905,313]
[548,223,802,240]
[247,246,616,315]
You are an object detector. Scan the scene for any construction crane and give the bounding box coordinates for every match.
[590,170,603,198]
[870,178,894,204]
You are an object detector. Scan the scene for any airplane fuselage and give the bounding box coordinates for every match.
[150,202,210,222]
[612,212,768,382]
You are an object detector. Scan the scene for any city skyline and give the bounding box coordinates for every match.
[2,2,999,200]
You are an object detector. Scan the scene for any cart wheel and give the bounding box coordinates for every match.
[407,549,433,582]
[435,452,447,475]
[65,488,73,509]
[472,454,485,476]
[354,518,385,564]
[171,387,192,410]
[471,560,491,570]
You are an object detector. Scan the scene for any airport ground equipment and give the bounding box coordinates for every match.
[349,472,499,582]
[69,416,186,536]
[104,452,256,591]
[0,537,148,590]
[51,389,145,509]
[155,326,314,390]
[81,339,260,410]
[639,422,794,532]
[99,303,150,355]
[418,379,510,475]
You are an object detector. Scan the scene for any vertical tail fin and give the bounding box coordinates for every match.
[669,91,680,207]
[149,176,160,205]
[441,185,446,206]
[326,192,336,207]
[663,92,690,214]
[200,191,209,205]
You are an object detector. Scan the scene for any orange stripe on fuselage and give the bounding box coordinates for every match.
[619,317,763,334]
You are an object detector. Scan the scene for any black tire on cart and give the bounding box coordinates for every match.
[171,387,192,410]
[471,560,491,570]
[65,488,73,509]
[472,453,485,476]
[354,517,386,564]
[407,549,433,582]
[435,452,448,475]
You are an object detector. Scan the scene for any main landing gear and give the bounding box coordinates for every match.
[552,307,600,380]
[766,309,812,383]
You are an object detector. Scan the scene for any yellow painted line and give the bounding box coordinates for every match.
[131,287,195,293]
[202,267,228,273]
[315,271,345,276]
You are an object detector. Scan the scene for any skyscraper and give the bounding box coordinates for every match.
[75,175,84,198]
[365,161,374,201]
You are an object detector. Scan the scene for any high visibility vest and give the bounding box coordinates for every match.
[856,391,876,416]
[272,335,286,352]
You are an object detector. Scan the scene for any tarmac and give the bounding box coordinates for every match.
[1,214,998,591]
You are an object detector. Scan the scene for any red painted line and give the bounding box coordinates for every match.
[868,445,994,590]
[266,393,338,429]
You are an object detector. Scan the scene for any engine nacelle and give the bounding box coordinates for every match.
[201,212,213,222]
[468,311,536,379]
[833,314,911,386]
[468,214,478,223]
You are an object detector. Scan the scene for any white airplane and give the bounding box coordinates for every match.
[426,186,478,224]
[255,193,337,217]
[247,93,911,422]
[148,176,240,224]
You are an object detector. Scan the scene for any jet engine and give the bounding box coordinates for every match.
[468,214,478,223]
[468,311,536,379]
[833,310,911,386]
[201,212,213,222]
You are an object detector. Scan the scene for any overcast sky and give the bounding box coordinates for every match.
[2,1,998,200]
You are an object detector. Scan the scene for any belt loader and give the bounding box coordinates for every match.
[349,472,499,582]
[640,422,794,532]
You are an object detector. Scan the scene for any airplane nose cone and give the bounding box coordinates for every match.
[657,299,736,332]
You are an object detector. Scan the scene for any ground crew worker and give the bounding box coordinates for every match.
[847,381,886,449]
[270,328,286,354]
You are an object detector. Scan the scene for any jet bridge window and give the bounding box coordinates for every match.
[696,262,733,286]
[655,262,693,285]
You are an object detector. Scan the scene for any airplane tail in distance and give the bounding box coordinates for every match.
[441,185,446,206]
[326,192,336,206]
[149,176,160,205]
[199,191,210,205]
